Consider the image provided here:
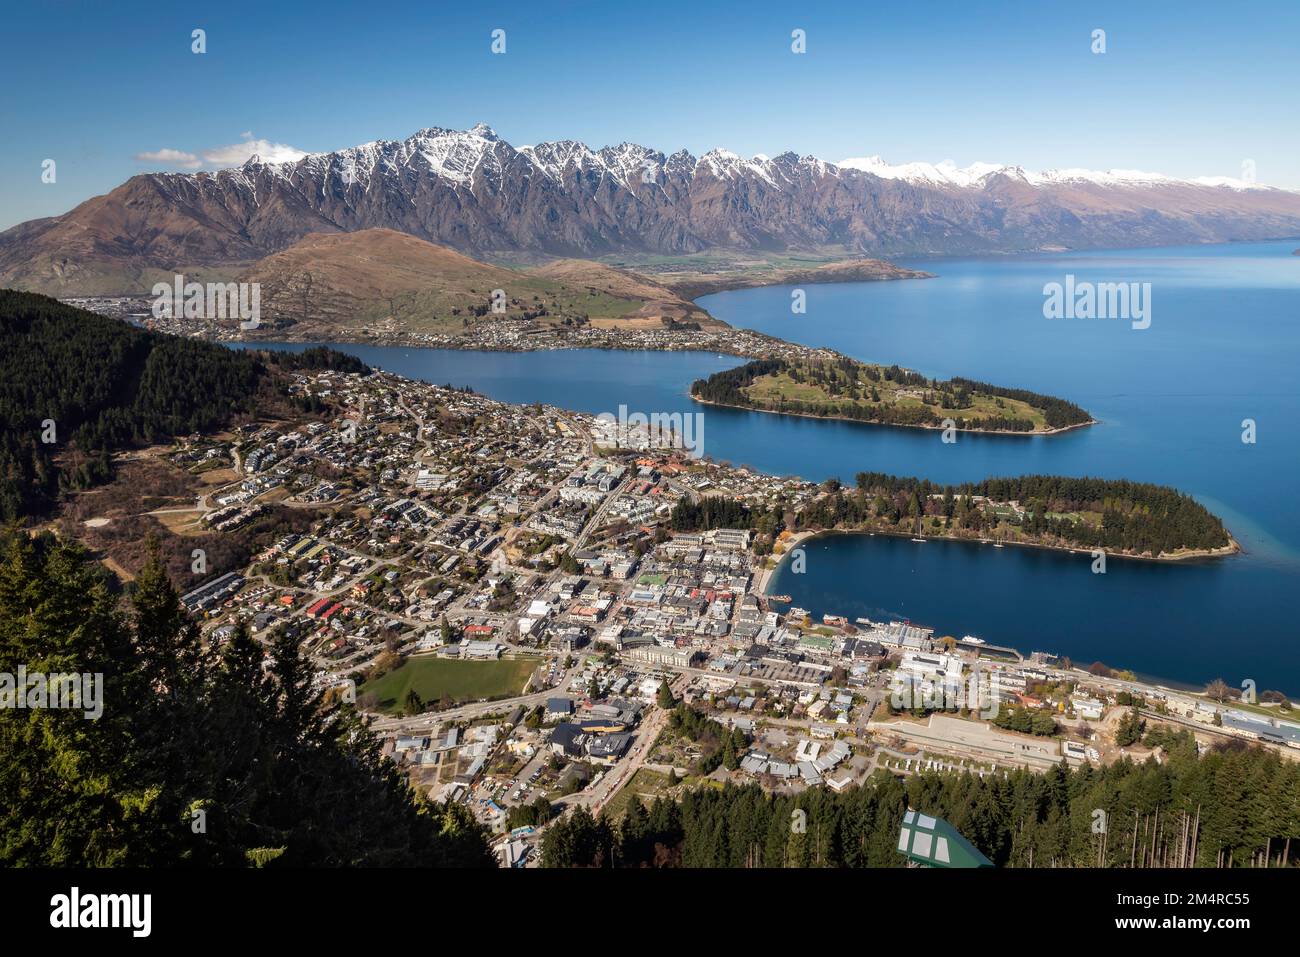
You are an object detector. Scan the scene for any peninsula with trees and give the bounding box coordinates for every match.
[690,356,1095,434]
[672,472,1237,561]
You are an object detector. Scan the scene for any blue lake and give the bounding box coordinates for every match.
[248,239,1300,694]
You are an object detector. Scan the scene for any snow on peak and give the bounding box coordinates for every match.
[183,125,1284,197]
[598,142,662,181]
[1190,175,1260,190]
[400,124,505,185]
[1035,167,1264,190]
[698,148,781,185]
[701,147,741,164]
[1036,167,1172,187]
[836,156,1019,187]
[837,155,1274,191]
[522,139,598,170]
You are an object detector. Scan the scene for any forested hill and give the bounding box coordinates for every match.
[0,291,366,520]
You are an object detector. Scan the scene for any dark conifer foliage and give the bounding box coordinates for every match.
[0,291,367,520]
[669,496,769,531]
[809,473,1232,554]
[269,345,370,375]
[542,737,1300,868]
[948,377,1092,429]
[0,530,494,867]
[670,469,1229,556]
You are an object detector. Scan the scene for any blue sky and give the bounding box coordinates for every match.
[2,0,1297,229]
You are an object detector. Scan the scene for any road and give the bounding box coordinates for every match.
[558,671,690,815]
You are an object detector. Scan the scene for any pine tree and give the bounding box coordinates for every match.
[0,529,494,868]
[620,795,650,865]
[404,688,425,716]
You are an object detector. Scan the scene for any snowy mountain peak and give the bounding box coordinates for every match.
[394,125,510,185]
[836,156,1016,188]
[697,149,784,185]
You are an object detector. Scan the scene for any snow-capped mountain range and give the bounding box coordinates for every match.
[4,122,1299,295]
[833,155,1267,191]
[266,123,1276,193]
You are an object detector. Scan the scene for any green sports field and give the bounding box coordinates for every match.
[361,656,537,713]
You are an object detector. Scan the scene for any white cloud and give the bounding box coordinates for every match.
[133,133,307,171]
[201,137,307,167]
[134,148,202,169]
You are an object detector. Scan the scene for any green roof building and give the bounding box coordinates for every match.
[896,809,993,868]
[798,633,834,653]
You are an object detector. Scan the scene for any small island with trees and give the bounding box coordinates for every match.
[690,356,1094,434]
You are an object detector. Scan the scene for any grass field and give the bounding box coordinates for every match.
[360,655,538,713]
[602,767,721,821]
[601,768,673,821]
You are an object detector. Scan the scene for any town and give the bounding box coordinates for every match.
[63,294,814,359]
[162,363,1300,868]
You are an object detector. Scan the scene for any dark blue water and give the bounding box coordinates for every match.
[707,241,1300,694]
[766,531,1270,693]
[247,239,1300,693]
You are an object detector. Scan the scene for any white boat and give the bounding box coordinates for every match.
[959,635,986,646]
[992,543,1005,548]
[910,538,926,543]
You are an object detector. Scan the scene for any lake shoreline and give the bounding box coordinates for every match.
[763,526,1241,576]
[757,530,820,594]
